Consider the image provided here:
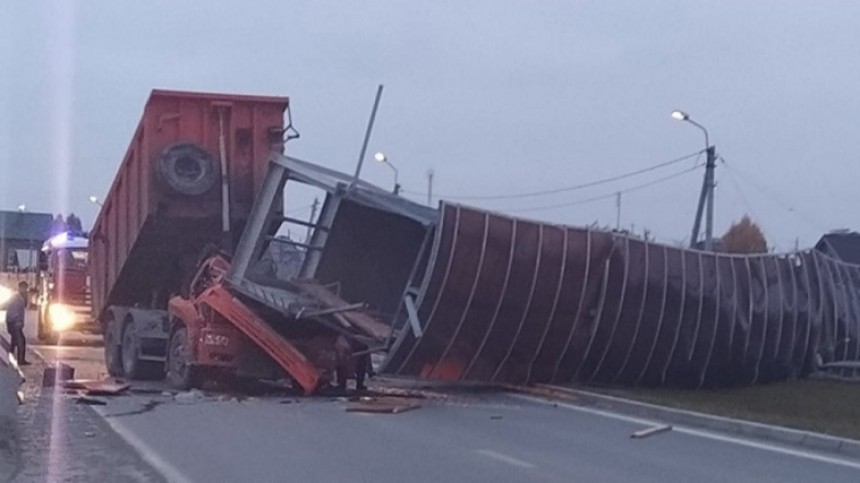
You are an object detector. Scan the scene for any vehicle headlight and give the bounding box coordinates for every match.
[48,304,75,331]
[0,286,13,305]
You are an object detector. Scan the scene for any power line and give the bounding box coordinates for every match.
[720,167,770,241]
[404,149,704,201]
[720,157,825,231]
[721,166,760,221]
[502,162,703,213]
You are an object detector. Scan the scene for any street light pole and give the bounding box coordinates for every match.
[374,152,400,195]
[672,110,716,250]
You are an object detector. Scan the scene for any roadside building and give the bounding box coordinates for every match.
[0,210,53,272]
[815,230,860,264]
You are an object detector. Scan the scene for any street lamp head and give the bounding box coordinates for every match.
[89,195,99,204]
[17,204,25,212]
[671,110,689,121]
[374,152,387,163]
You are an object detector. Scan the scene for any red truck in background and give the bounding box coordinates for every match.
[37,232,96,344]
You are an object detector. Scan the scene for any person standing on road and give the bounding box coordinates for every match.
[5,281,30,365]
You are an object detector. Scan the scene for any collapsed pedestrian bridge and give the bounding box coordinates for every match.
[260,154,860,388]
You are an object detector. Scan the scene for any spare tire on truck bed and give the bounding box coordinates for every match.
[159,142,219,196]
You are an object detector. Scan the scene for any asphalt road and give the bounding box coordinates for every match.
[15,310,860,483]
[88,386,859,483]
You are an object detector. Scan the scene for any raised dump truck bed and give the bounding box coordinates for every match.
[89,90,289,321]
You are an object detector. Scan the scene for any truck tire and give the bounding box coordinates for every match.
[120,319,162,380]
[166,326,198,390]
[103,317,124,377]
[159,143,218,196]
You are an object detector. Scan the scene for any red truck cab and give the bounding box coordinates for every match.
[37,232,96,343]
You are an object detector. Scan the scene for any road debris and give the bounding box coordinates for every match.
[631,424,672,439]
[174,389,206,405]
[42,363,75,387]
[75,396,107,406]
[63,379,130,396]
[127,387,165,395]
[345,396,421,414]
[107,400,164,418]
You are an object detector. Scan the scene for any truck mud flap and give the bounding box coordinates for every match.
[385,203,858,388]
[199,286,321,394]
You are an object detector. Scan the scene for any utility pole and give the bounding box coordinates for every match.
[703,146,717,250]
[615,191,621,231]
[427,168,435,207]
[690,146,716,250]
[304,198,319,244]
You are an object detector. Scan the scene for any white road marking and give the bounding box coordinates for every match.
[476,449,536,469]
[92,406,194,483]
[513,394,860,471]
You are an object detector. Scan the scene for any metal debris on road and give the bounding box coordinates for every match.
[345,396,422,414]
[631,424,673,439]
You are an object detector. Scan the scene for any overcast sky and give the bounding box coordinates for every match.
[1,1,858,250]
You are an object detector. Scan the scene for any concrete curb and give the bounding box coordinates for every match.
[536,384,860,459]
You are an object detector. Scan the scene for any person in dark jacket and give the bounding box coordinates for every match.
[5,282,29,365]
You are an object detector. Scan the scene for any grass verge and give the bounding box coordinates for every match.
[597,378,860,440]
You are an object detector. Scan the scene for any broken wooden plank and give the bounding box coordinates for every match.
[63,379,131,396]
[631,424,672,439]
[293,279,391,340]
[345,396,422,414]
[297,303,367,319]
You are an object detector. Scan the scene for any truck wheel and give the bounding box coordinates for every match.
[159,143,218,196]
[166,327,198,390]
[104,318,124,377]
[121,320,161,380]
